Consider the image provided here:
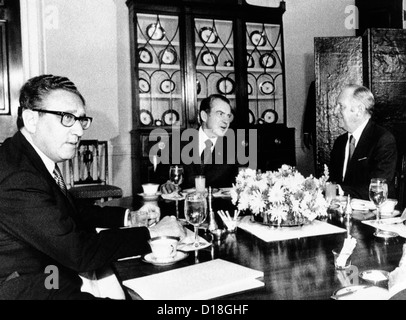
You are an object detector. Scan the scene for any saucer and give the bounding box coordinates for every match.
[138,192,162,200]
[359,269,389,285]
[331,285,390,300]
[142,251,188,266]
[380,209,400,218]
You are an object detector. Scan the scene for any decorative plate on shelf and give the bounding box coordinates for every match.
[140,109,153,126]
[249,30,267,46]
[196,80,201,95]
[248,109,255,124]
[247,83,253,95]
[160,79,176,93]
[259,81,275,95]
[247,54,255,68]
[146,23,165,41]
[155,119,163,126]
[159,48,177,65]
[259,52,276,69]
[261,109,278,124]
[201,50,218,66]
[224,60,233,67]
[217,77,235,95]
[199,27,218,44]
[139,78,150,93]
[137,47,153,64]
[162,110,180,126]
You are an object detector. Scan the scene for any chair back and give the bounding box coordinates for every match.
[66,140,123,203]
[68,140,109,188]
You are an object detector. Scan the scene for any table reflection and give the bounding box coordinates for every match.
[105,196,406,300]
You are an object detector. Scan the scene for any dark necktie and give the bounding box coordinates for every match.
[346,135,355,173]
[53,164,67,195]
[201,139,213,165]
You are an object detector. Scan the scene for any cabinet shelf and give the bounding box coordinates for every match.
[140,93,182,99]
[138,63,180,70]
[138,39,180,47]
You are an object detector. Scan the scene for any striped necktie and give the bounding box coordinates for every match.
[53,164,67,195]
[201,139,213,164]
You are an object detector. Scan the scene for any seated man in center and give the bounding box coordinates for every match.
[157,94,240,193]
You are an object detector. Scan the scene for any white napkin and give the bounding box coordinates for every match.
[336,236,357,267]
[177,228,211,251]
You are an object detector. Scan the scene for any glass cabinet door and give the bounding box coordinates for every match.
[246,22,284,125]
[194,18,235,113]
[136,13,183,128]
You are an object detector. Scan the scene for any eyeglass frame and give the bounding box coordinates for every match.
[212,110,234,122]
[31,109,93,130]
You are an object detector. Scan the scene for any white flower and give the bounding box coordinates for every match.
[232,165,329,224]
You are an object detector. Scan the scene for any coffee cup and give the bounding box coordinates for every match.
[142,183,159,195]
[148,236,179,261]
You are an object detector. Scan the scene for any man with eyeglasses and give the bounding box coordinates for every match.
[0,74,185,300]
[159,94,239,193]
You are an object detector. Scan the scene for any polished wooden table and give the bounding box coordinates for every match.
[103,196,405,300]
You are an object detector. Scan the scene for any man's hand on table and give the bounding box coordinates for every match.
[160,181,176,194]
[148,216,186,240]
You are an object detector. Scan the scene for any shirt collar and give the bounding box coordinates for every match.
[21,129,56,175]
[349,118,369,146]
[199,127,217,155]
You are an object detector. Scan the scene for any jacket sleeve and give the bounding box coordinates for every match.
[0,169,151,273]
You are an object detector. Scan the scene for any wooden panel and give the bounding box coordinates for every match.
[314,37,363,175]
[364,28,406,129]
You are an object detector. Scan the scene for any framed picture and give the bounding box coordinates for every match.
[0,22,9,115]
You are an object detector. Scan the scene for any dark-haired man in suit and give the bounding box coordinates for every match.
[159,94,239,193]
[0,74,185,300]
[329,84,398,200]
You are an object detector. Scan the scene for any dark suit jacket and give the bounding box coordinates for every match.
[329,119,398,200]
[0,131,151,300]
[155,129,239,190]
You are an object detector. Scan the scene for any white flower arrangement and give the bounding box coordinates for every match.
[231,164,330,226]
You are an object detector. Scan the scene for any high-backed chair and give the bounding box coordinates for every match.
[67,140,123,204]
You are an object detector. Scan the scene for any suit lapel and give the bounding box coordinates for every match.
[16,131,79,213]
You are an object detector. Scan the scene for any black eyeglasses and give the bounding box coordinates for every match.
[32,109,93,130]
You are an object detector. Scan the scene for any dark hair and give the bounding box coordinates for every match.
[17,74,85,129]
[199,94,232,122]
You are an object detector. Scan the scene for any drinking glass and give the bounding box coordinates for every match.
[169,165,184,219]
[369,178,392,238]
[184,192,208,249]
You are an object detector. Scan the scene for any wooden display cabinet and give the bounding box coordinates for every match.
[126,0,295,193]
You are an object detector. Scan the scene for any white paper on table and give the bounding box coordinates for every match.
[123,259,264,300]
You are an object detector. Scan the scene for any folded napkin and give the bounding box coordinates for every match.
[177,228,211,251]
[336,236,357,268]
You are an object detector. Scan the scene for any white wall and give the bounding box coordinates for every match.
[29,0,356,196]
[42,0,133,196]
